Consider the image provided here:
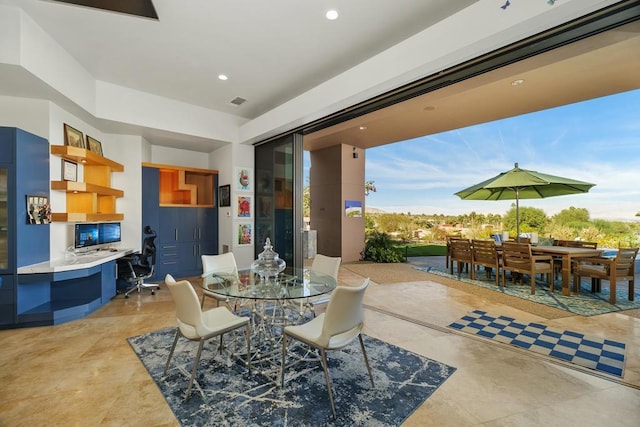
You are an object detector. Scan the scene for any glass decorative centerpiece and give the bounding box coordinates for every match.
[251,238,286,286]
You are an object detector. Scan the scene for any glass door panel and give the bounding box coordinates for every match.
[255,133,303,271]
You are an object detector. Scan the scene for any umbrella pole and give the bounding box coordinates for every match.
[515,188,520,242]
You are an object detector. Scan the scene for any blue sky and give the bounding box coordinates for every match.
[349,88,640,222]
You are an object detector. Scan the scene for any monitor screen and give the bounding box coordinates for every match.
[99,222,121,245]
[74,223,99,249]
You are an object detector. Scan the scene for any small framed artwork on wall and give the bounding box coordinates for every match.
[236,195,252,219]
[235,222,252,246]
[219,184,231,207]
[63,124,84,148]
[236,167,252,192]
[86,136,103,156]
[62,159,77,182]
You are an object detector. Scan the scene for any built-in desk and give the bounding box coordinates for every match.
[14,249,133,327]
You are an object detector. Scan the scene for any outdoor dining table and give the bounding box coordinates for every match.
[200,268,337,382]
[531,245,603,296]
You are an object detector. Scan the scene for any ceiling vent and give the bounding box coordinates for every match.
[230,97,247,106]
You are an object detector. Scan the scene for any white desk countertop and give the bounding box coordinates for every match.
[17,248,134,274]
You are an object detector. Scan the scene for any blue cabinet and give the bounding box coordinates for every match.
[143,165,219,280]
[0,127,49,329]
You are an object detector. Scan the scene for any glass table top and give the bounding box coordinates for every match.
[200,268,336,301]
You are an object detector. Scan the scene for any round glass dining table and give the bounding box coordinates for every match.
[199,267,337,383]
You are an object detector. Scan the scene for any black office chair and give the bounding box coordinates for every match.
[117,225,159,298]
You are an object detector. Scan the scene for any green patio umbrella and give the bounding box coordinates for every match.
[454,163,595,239]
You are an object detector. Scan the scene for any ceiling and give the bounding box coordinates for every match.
[1,0,475,119]
[304,19,640,151]
[1,0,639,153]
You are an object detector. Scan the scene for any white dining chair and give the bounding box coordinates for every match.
[163,274,251,400]
[280,278,374,419]
[292,254,341,317]
[201,252,240,309]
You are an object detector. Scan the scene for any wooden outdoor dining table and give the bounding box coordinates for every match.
[531,245,603,296]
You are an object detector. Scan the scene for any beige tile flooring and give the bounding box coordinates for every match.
[1,266,639,426]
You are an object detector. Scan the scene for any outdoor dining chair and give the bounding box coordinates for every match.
[501,241,554,294]
[572,247,638,304]
[552,240,598,277]
[471,239,501,286]
[449,238,473,277]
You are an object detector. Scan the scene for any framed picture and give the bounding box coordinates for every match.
[86,136,103,156]
[63,123,84,148]
[62,159,77,181]
[235,222,253,246]
[26,195,51,224]
[345,200,363,217]
[236,195,252,219]
[219,184,231,207]
[235,167,253,192]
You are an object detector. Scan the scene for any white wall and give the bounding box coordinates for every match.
[208,143,255,269]
[150,145,210,170]
[0,95,49,138]
[209,143,234,256]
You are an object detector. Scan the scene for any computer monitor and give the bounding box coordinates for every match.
[74,223,99,249]
[98,222,121,245]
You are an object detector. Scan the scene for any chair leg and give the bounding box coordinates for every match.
[185,340,205,401]
[610,280,616,305]
[320,349,336,419]
[163,329,180,376]
[358,335,374,387]
[629,279,635,302]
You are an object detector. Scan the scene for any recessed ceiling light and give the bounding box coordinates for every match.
[218,74,228,81]
[326,9,338,20]
[359,126,367,130]
[511,79,525,86]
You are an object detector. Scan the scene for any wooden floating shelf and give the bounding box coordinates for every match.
[50,145,125,222]
[51,145,124,171]
[50,181,124,197]
[51,212,124,222]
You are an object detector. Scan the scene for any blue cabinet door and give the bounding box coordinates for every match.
[0,274,15,325]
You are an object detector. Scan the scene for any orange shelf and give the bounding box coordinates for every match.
[50,145,125,222]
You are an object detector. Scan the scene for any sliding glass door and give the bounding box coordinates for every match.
[254,133,304,271]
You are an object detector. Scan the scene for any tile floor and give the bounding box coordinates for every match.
[0,265,639,426]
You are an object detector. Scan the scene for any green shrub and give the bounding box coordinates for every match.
[361,232,406,263]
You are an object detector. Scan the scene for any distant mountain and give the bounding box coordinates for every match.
[366,207,387,214]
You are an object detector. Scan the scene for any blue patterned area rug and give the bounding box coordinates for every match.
[449,310,626,377]
[415,265,640,316]
[127,327,456,426]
